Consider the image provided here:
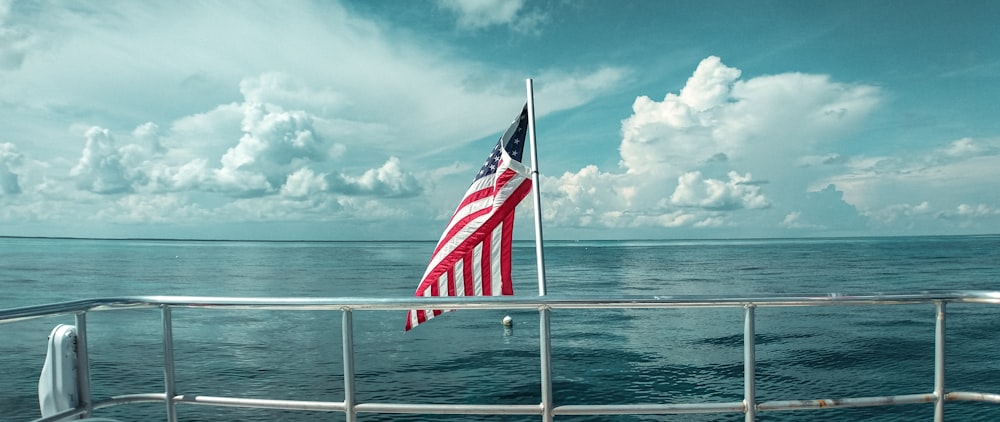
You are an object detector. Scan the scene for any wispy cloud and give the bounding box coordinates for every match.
[436,0,546,34]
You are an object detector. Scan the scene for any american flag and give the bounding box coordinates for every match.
[405,105,532,331]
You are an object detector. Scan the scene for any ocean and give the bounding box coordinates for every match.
[1,235,999,421]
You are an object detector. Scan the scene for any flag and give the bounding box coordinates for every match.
[405,105,533,331]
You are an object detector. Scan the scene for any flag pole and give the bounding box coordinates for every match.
[525,78,547,296]
[527,78,554,422]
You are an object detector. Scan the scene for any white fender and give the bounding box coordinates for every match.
[38,324,80,418]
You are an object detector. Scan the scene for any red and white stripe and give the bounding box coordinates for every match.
[406,149,531,331]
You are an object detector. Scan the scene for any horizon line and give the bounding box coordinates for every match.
[1,233,996,244]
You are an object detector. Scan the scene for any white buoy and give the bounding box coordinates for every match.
[502,315,513,327]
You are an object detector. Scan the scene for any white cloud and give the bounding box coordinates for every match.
[627,210,727,229]
[281,167,328,199]
[620,56,880,178]
[669,171,768,211]
[167,102,239,143]
[620,57,742,177]
[824,137,1000,224]
[544,56,880,233]
[935,137,1000,163]
[50,81,424,226]
[97,194,210,224]
[70,127,135,194]
[780,211,806,228]
[870,201,933,224]
[544,165,627,227]
[863,200,1000,233]
[328,157,422,197]
[678,56,743,112]
[535,67,631,113]
[240,72,347,114]
[215,103,330,193]
[0,0,35,70]
[351,157,419,196]
[0,142,23,194]
[147,159,211,193]
[953,203,1000,218]
[435,0,548,36]
[437,0,524,29]
[335,196,412,220]
[132,122,165,155]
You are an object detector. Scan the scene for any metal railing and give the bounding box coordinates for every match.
[3,291,1000,421]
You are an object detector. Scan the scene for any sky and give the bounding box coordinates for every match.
[0,0,998,241]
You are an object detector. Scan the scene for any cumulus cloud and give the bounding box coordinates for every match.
[0,142,23,194]
[544,165,629,227]
[56,77,425,227]
[281,167,328,199]
[277,158,423,201]
[620,57,742,177]
[669,171,768,210]
[620,56,880,178]
[544,56,880,233]
[327,157,422,197]
[70,127,135,194]
[146,159,211,193]
[132,122,165,155]
[214,103,331,195]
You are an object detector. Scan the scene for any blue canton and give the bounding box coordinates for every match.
[475,106,528,181]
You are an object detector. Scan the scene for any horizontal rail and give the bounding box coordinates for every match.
[174,395,346,411]
[57,392,1000,417]
[554,402,746,415]
[758,393,936,411]
[69,392,1000,416]
[354,403,543,415]
[4,290,1000,323]
[947,392,1000,404]
[80,391,998,414]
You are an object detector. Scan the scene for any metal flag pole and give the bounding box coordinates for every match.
[526,78,553,422]
[525,78,548,296]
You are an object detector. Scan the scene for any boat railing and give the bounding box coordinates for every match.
[3,291,1000,422]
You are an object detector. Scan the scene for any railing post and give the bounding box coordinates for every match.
[934,301,946,422]
[74,311,93,418]
[342,308,357,422]
[161,305,178,422]
[539,306,553,422]
[744,304,757,422]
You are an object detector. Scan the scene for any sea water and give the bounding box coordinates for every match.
[1,236,999,421]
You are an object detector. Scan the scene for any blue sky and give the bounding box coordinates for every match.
[0,0,997,240]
